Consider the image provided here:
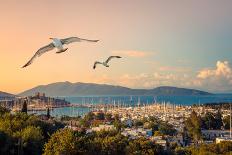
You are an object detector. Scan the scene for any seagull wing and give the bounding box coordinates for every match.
[105,56,122,63]
[22,43,55,68]
[93,61,102,69]
[61,37,99,45]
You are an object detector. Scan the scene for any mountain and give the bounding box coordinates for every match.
[19,81,212,97]
[0,91,15,99]
[224,91,232,94]
[144,86,211,95]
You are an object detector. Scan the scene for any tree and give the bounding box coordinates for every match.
[46,108,50,119]
[113,119,123,132]
[0,112,64,154]
[201,111,223,130]
[158,122,176,136]
[134,120,143,127]
[154,131,164,136]
[79,118,91,128]
[126,138,164,155]
[105,113,112,121]
[0,113,29,135]
[0,131,12,155]
[184,141,232,155]
[114,114,120,121]
[201,112,216,129]
[21,100,28,114]
[43,129,77,155]
[84,112,95,122]
[214,110,223,129]
[175,147,191,155]
[17,126,44,155]
[96,112,105,120]
[185,111,202,144]
[0,106,10,115]
[96,133,128,155]
[223,115,230,129]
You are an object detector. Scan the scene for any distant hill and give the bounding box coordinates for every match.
[19,81,212,97]
[214,90,232,94]
[0,91,15,99]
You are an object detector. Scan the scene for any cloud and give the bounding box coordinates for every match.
[92,60,232,92]
[196,61,232,92]
[94,72,192,89]
[197,61,232,79]
[112,50,154,58]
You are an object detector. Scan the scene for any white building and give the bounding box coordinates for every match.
[91,124,116,132]
[216,137,232,144]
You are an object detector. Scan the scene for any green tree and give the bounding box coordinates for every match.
[134,120,143,127]
[105,113,112,121]
[0,112,64,154]
[114,114,120,121]
[185,111,202,144]
[84,112,95,121]
[79,118,91,128]
[201,112,216,129]
[0,131,12,154]
[158,122,176,136]
[46,108,50,119]
[96,112,105,120]
[201,111,223,130]
[43,129,77,155]
[0,106,10,115]
[15,126,44,155]
[223,115,230,129]
[154,131,164,136]
[214,110,223,129]
[186,141,232,155]
[97,134,128,155]
[21,100,28,114]
[113,119,123,131]
[126,138,164,155]
[175,147,191,155]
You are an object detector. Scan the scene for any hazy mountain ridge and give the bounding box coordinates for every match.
[18,81,212,97]
[0,91,16,99]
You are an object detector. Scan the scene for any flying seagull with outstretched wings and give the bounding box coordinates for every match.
[93,56,122,69]
[22,37,99,68]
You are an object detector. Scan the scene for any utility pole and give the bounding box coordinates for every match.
[230,103,231,138]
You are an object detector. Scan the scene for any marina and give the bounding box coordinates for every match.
[1,94,232,117]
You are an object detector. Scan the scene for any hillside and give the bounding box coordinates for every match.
[0,91,15,99]
[19,81,212,97]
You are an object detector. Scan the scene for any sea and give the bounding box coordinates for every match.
[30,94,232,117]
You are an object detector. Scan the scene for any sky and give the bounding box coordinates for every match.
[1,0,232,94]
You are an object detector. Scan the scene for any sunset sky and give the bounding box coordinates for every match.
[1,0,232,94]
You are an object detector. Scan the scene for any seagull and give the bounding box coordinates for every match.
[93,56,122,69]
[22,37,99,68]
